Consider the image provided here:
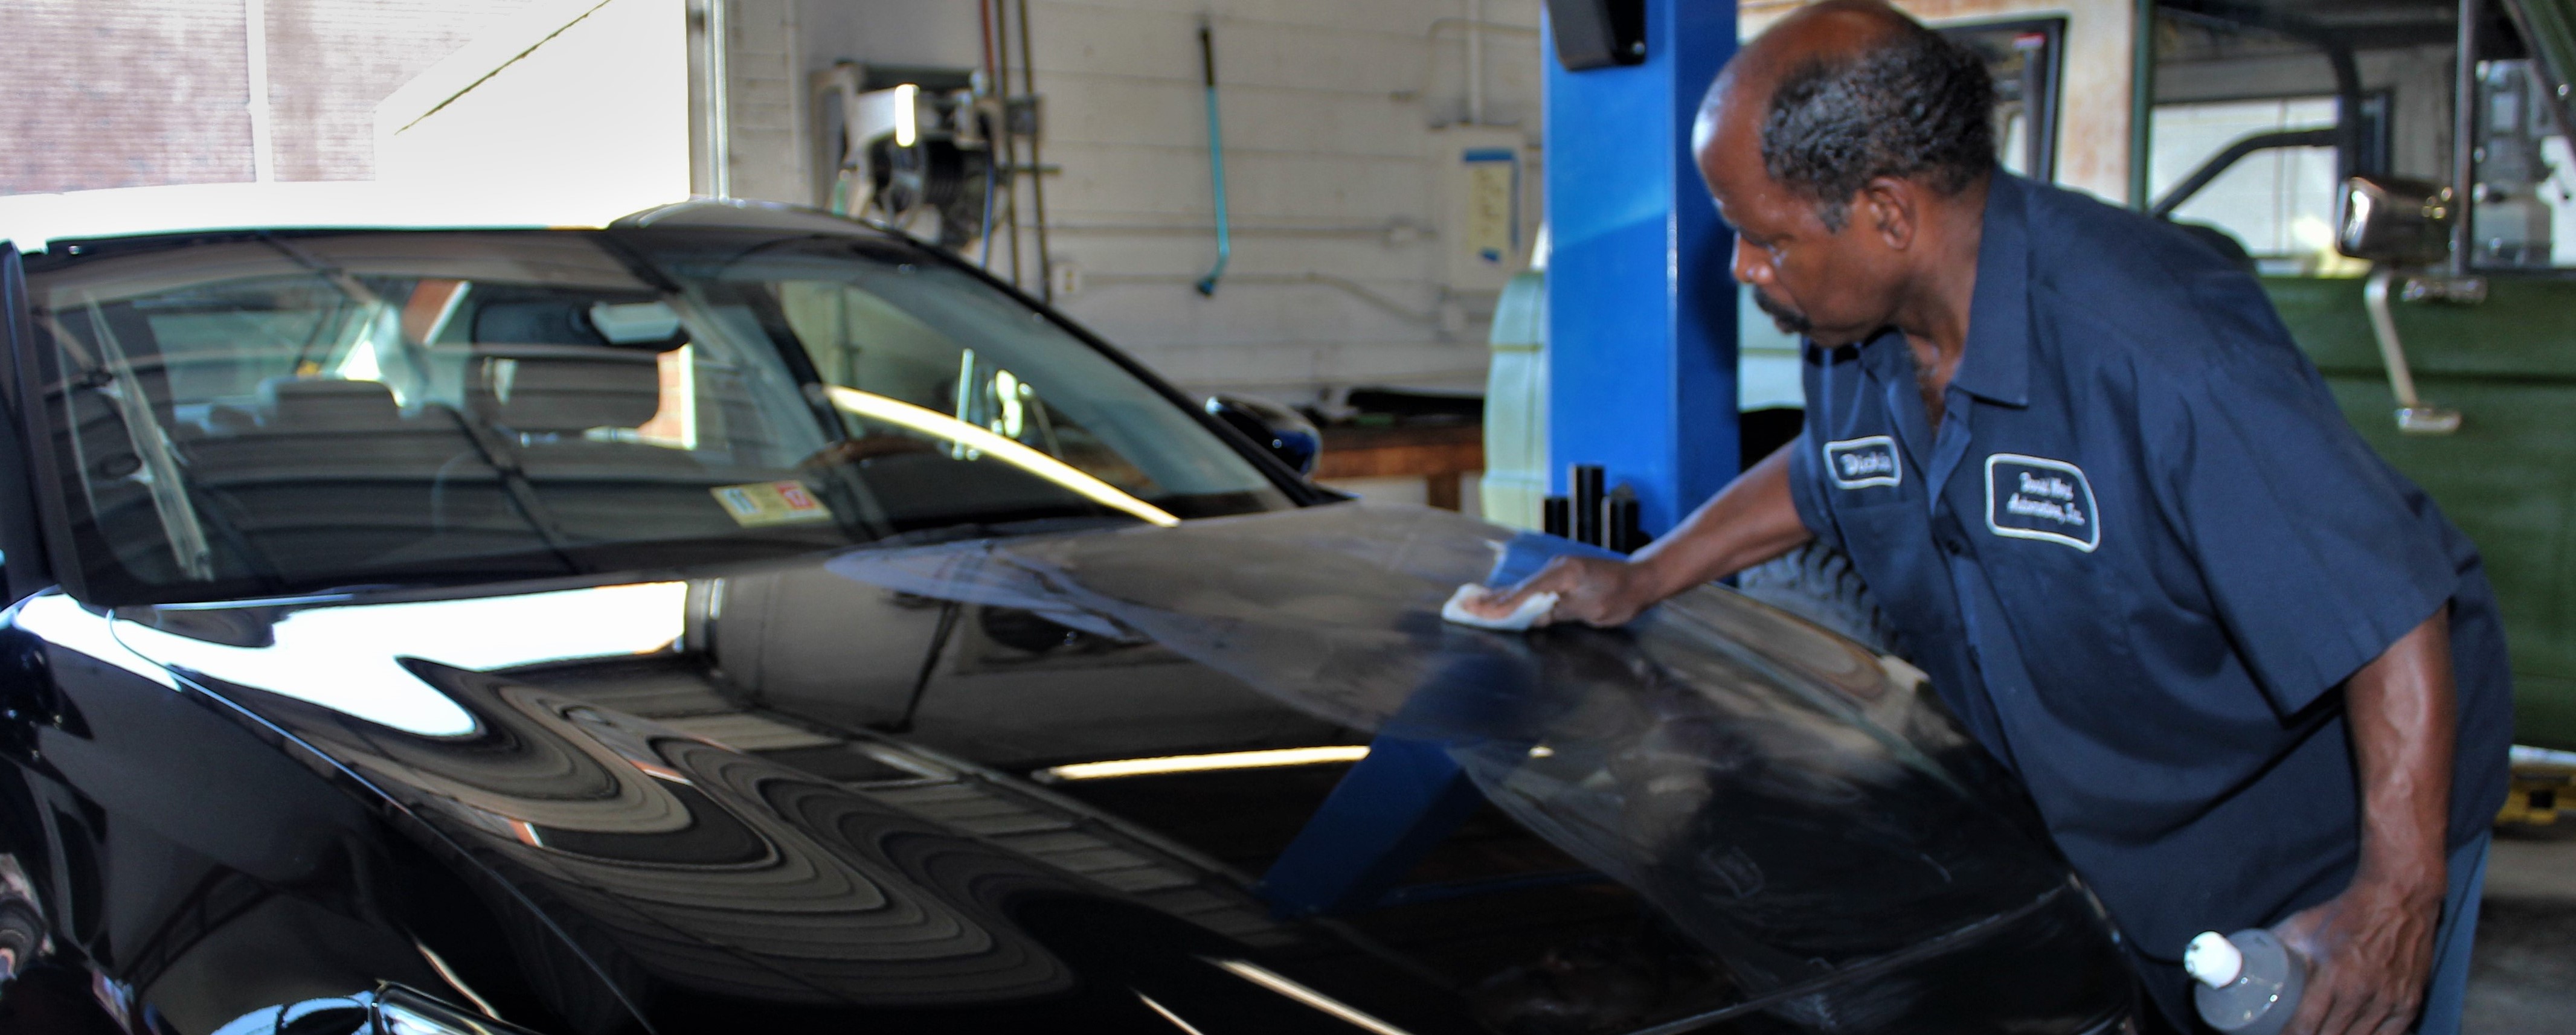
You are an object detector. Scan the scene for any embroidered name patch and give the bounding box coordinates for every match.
[1823,435,1902,489]
[1985,454,2099,552]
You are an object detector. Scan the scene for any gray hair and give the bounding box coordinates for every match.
[1747,25,1997,231]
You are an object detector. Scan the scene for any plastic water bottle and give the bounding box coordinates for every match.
[2186,929,2307,1034]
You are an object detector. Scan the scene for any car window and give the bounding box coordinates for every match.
[2150,95,2347,270]
[23,229,1291,604]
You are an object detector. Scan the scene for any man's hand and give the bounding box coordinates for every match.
[2276,875,2441,1035]
[1457,443,1817,629]
[1457,557,1663,628]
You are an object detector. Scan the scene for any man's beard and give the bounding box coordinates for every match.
[1752,288,1813,336]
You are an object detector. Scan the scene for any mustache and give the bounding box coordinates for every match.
[1752,288,1813,335]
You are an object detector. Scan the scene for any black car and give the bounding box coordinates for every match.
[0,199,2138,1034]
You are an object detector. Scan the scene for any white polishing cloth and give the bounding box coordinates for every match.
[1441,583,1558,631]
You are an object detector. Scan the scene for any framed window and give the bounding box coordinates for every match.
[2144,89,2398,274]
[1941,18,2067,182]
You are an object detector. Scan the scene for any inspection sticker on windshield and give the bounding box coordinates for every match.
[711,481,835,528]
[1985,454,2099,552]
[1823,435,1902,489]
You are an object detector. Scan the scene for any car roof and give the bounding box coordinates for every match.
[0,182,888,253]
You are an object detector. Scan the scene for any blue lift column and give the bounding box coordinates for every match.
[1257,2,1742,920]
[1547,0,1742,533]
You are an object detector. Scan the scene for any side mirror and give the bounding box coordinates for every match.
[2336,175,2454,266]
[1204,394,1320,476]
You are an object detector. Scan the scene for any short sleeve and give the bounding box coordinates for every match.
[1782,426,1843,554]
[2148,344,2456,716]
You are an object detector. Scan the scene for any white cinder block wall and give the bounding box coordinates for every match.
[797,0,1545,404]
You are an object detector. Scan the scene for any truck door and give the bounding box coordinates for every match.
[2264,57,2576,754]
[2140,0,2576,753]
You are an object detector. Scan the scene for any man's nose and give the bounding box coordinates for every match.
[1731,239,1771,286]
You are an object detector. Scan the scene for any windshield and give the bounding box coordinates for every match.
[24,228,1292,604]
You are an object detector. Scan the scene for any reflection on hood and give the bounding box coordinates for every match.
[111,582,687,735]
[83,545,1486,1033]
[829,504,2131,1024]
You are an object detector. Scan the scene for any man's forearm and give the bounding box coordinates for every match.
[2277,609,2455,1035]
[2345,609,2455,899]
[1627,443,1813,598]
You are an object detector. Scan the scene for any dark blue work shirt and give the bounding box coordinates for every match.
[1783,174,2512,1015]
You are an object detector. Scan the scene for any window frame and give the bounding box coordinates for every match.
[1938,16,2070,184]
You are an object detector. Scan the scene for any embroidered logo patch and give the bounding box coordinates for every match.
[1985,454,2099,552]
[1823,435,1902,489]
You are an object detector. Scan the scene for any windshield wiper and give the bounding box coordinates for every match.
[865,514,1145,549]
[422,403,582,571]
[72,300,215,580]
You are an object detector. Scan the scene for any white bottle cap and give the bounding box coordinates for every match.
[2186,931,2245,988]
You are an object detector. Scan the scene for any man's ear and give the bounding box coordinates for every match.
[1860,176,1917,251]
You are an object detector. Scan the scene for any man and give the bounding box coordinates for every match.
[1465,4,2511,1033]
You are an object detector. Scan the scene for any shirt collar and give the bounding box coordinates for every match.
[1949,173,2032,408]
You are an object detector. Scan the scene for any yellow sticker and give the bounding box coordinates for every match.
[710,480,835,528]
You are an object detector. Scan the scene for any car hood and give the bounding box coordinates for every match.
[92,571,1477,1031]
[826,504,2131,1017]
[94,502,2130,1033]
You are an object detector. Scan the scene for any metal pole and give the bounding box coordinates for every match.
[978,0,1001,268]
[994,0,1024,289]
[243,0,276,183]
[707,0,733,199]
[2452,0,2482,275]
[1542,0,1740,534]
[1018,0,1055,303]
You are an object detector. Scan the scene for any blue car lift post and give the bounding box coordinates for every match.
[1259,0,1742,918]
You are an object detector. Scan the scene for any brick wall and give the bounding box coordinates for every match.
[0,0,532,194]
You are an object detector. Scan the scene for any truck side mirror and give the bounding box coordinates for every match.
[2335,175,2453,266]
[1204,394,1321,476]
[2335,179,2470,436]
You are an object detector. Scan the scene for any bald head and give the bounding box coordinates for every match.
[1698,1,1995,231]
[1721,0,1921,101]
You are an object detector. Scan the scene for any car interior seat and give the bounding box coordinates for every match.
[470,343,784,544]
[184,376,499,580]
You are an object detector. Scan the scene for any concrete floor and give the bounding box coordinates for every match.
[2464,820,2576,1033]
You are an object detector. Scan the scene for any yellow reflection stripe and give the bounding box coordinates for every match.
[1034,746,1370,782]
[1206,958,1417,1035]
[823,385,1179,527]
[1135,993,1210,1035]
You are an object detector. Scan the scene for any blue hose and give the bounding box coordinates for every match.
[1196,24,1230,296]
